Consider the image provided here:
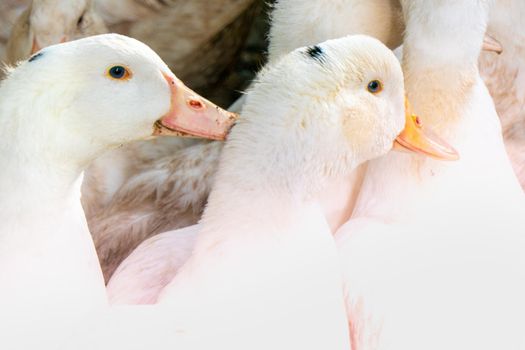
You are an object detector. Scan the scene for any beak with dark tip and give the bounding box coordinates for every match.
[153,73,239,140]
[393,99,460,161]
[482,34,503,54]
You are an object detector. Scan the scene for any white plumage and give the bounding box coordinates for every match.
[337,1,525,348]
[0,34,235,348]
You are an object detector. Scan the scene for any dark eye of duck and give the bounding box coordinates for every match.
[107,65,132,80]
[367,80,383,94]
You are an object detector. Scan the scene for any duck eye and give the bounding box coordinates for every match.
[77,14,84,26]
[367,80,383,94]
[107,65,131,80]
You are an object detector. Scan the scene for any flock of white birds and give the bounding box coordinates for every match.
[0,0,524,349]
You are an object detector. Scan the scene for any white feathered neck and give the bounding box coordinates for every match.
[352,0,524,226]
[0,70,107,308]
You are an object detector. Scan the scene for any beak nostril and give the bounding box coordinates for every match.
[414,115,422,127]
[188,99,204,110]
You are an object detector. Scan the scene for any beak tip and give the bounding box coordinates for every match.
[482,34,503,55]
[156,71,238,140]
[396,103,460,162]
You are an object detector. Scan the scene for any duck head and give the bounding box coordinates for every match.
[240,35,457,178]
[2,34,236,163]
[7,0,108,63]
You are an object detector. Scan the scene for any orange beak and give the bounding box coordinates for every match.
[31,38,41,55]
[31,36,67,54]
[393,99,459,161]
[482,34,503,54]
[153,73,238,140]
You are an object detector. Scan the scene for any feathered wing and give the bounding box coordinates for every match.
[89,141,222,281]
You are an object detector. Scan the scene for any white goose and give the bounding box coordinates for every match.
[336,1,525,348]
[0,33,235,348]
[107,34,455,312]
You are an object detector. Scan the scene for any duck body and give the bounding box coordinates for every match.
[336,1,525,347]
[107,37,448,347]
[90,140,220,281]
[81,136,200,220]
[0,55,108,308]
[159,200,350,349]
[0,33,235,347]
[0,50,109,349]
[156,33,456,348]
[83,0,259,276]
[153,36,391,347]
[0,170,105,308]
[1,0,255,273]
[107,224,199,304]
[253,0,525,193]
[111,34,417,346]
[107,153,366,303]
[231,0,407,223]
[479,0,525,190]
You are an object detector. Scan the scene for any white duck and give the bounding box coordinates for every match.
[270,0,524,193]
[91,0,506,283]
[0,0,234,280]
[479,0,525,190]
[81,0,502,280]
[336,1,525,348]
[93,0,403,279]
[5,0,107,65]
[0,33,236,348]
[107,34,455,310]
[231,0,502,225]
